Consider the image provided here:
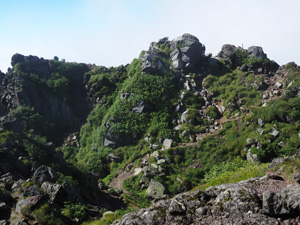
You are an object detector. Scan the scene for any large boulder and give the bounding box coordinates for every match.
[41,181,84,205]
[262,184,300,216]
[146,179,166,199]
[16,195,42,213]
[33,165,59,185]
[248,46,267,59]
[170,33,205,70]
[217,44,245,67]
[140,50,166,74]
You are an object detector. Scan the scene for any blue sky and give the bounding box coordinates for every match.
[0,0,300,72]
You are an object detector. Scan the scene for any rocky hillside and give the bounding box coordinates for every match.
[1,33,300,224]
[113,154,300,224]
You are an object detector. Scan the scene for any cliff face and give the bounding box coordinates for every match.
[0,54,93,142]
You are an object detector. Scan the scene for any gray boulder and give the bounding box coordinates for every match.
[218,44,237,65]
[132,100,151,114]
[146,179,166,199]
[41,182,63,203]
[41,181,84,205]
[248,46,267,59]
[163,138,173,150]
[247,150,259,163]
[140,50,166,74]
[262,184,300,216]
[16,195,42,213]
[217,44,245,67]
[169,34,205,70]
[33,165,59,184]
[269,127,279,137]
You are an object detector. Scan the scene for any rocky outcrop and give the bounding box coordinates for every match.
[248,46,267,59]
[140,34,205,74]
[140,50,166,74]
[113,174,300,225]
[32,165,59,185]
[169,33,205,70]
[4,54,93,143]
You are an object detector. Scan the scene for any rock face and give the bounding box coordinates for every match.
[113,175,300,225]
[2,54,93,142]
[170,33,205,70]
[262,184,300,217]
[140,50,166,74]
[140,33,205,74]
[248,46,267,59]
[33,165,59,184]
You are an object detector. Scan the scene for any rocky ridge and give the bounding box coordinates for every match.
[0,33,300,224]
[113,155,300,225]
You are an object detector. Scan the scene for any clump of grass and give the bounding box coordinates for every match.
[195,162,268,190]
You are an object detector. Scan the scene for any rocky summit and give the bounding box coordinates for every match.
[1,34,300,224]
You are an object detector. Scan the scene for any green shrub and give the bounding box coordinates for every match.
[62,201,88,222]
[32,203,66,225]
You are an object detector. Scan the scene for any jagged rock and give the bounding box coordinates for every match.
[113,178,282,225]
[41,182,62,203]
[218,44,237,65]
[12,179,25,192]
[132,100,151,113]
[41,181,84,205]
[0,220,9,225]
[143,166,159,179]
[257,128,264,135]
[278,141,285,148]
[146,179,166,199]
[151,150,159,158]
[157,159,166,165]
[248,46,267,59]
[23,185,41,197]
[140,50,165,74]
[275,82,283,88]
[169,200,186,215]
[108,153,122,162]
[262,184,300,216]
[163,138,173,150]
[180,110,188,123]
[247,150,259,163]
[269,127,279,137]
[16,195,42,213]
[104,138,115,148]
[169,33,205,70]
[294,172,300,183]
[268,157,290,169]
[33,165,59,184]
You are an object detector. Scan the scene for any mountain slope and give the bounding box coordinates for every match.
[1,34,300,224]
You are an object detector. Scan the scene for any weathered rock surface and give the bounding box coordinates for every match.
[140,50,166,74]
[113,175,300,225]
[170,33,205,70]
[33,165,59,184]
[146,179,166,199]
[248,46,267,59]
